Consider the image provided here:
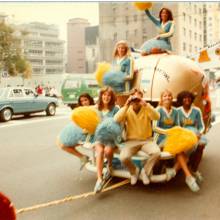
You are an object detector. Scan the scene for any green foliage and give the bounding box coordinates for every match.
[0,21,32,79]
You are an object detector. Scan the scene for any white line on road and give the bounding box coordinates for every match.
[0,115,70,129]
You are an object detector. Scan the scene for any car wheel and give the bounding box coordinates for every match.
[0,108,12,122]
[46,103,56,116]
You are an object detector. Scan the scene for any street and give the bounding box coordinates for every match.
[1,106,220,220]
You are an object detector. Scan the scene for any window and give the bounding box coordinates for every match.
[92,48,95,57]
[194,33,197,40]
[199,21,202,29]
[183,12,186,21]
[12,89,23,97]
[134,15,137,22]
[134,29,138,36]
[183,27,186,36]
[189,16,192,24]
[125,16,129,25]
[183,42,186,51]
[199,34,202,41]
[113,33,117,41]
[189,30,192,39]
[189,44,192,53]
[194,5,197,13]
[126,31,129,40]
[24,89,34,97]
[194,19,197,27]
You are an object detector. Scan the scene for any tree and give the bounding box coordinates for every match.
[0,21,32,82]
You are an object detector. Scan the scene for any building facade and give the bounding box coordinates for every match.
[18,22,65,75]
[66,18,90,73]
[85,25,99,73]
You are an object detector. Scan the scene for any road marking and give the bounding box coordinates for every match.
[0,115,70,129]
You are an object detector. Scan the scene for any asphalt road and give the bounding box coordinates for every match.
[1,108,220,220]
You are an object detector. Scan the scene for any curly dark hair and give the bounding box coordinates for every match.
[159,8,173,22]
[78,93,95,106]
[177,91,195,107]
[97,86,116,111]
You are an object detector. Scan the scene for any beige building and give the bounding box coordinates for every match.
[66,18,90,73]
[204,3,220,46]
[99,2,206,60]
[18,22,65,75]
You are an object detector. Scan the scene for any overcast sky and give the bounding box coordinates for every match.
[0,2,99,41]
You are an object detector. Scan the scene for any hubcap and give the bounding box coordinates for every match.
[49,105,55,115]
[4,109,12,121]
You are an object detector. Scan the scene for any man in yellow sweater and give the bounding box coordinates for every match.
[114,89,160,185]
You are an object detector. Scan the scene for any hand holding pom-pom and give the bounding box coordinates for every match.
[133,2,153,11]
[163,126,198,155]
[71,106,101,134]
[95,62,111,86]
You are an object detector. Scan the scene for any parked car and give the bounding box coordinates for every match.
[0,87,58,122]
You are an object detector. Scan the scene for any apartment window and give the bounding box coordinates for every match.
[126,31,129,40]
[189,44,192,53]
[194,5,197,13]
[134,29,138,36]
[199,8,202,14]
[183,12,186,21]
[195,46,198,52]
[194,19,197,27]
[189,16,192,24]
[189,30,192,39]
[30,59,43,65]
[134,15,137,22]
[194,32,197,40]
[28,49,43,55]
[112,7,116,13]
[183,27,186,36]
[113,33,117,41]
[125,16,129,25]
[183,42,186,51]
[199,21,202,29]
[92,48,95,57]
[199,34,202,41]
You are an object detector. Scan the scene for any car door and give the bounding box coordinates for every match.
[23,88,39,111]
[9,88,30,113]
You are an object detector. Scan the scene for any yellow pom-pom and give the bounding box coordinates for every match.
[95,62,111,86]
[133,2,153,11]
[163,126,198,156]
[71,106,101,134]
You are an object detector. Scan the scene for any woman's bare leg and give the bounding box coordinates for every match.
[95,144,105,180]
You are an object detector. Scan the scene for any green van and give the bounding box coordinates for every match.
[61,74,99,109]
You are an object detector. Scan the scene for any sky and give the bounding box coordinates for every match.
[0,2,99,41]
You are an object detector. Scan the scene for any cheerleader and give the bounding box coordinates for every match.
[140,8,175,55]
[56,93,94,170]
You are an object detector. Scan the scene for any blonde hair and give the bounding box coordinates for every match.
[113,40,130,58]
[159,89,173,106]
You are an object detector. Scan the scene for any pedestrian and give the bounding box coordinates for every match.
[114,88,160,185]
